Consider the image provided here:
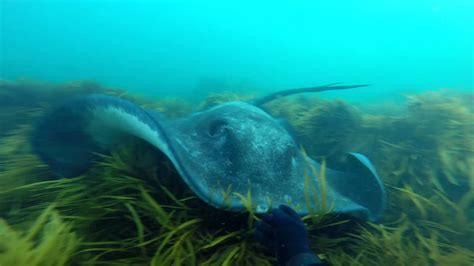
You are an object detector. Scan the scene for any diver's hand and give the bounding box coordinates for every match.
[255,205,317,265]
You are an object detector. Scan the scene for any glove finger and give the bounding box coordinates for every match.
[272,208,289,222]
[279,204,301,221]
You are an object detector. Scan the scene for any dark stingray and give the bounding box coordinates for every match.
[31,84,386,221]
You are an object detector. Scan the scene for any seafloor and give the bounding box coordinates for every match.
[0,80,473,265]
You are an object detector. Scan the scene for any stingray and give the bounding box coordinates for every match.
[31,84,386,221]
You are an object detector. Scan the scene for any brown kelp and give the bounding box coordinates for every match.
[1,80,473,265]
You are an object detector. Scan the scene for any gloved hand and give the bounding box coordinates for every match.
[255,205,314,265]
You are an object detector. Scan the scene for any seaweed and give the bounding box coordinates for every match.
[199,92,254,109]
[1,80,473,265]
[326,221,474,266]
[265,96,362,166]
[0,205,80,266]
[0,139,277,265]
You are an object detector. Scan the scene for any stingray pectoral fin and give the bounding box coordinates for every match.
[326,153,386,221]
[31,94,173,178]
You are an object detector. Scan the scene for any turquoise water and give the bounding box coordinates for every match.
[1,0,472,102]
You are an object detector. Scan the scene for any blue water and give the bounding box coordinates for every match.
[1,0,472,102]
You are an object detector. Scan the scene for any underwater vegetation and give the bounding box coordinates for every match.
[0,205,80,266]
[198,91,254,110]
[0,80,473,265]
[0,141,274,265]
[265,97,363,165]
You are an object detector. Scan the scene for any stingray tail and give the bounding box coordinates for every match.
[251,83,370,106]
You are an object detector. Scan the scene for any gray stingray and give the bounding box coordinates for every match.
[31,84,386,221]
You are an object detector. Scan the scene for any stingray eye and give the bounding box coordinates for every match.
[208,120,229,137]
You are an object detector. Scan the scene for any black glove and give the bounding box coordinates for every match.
[255,205,319,265]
